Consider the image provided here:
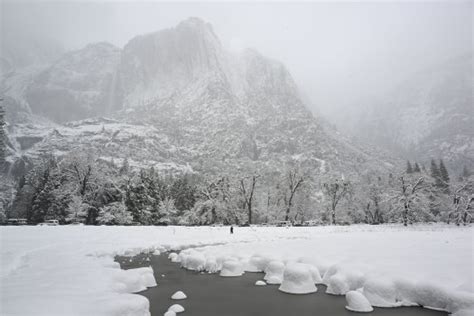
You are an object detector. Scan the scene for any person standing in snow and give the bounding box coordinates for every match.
[230,226,234,234]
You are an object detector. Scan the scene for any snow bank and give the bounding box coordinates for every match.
[1,225,288,315]
[345,291,373,312]
[278,263,318,294]
[2,224,473,316]
[168,224,474,315]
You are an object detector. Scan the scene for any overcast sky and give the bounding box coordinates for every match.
[2,1,472,122]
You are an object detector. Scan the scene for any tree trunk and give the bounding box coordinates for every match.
[403,202,409,226]
[248,200,252,224]
[332,207,336,225]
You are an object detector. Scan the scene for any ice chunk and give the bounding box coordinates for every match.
[164,311,176,316]
[255,280,267,286]
[279,263,317,294]
[345,291,374,312]
[171,291,187,300]
[168,304,185,313]
[264,261,285,284]
[220,260,244,277]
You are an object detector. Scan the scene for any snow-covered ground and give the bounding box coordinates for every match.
[0,224,473,316]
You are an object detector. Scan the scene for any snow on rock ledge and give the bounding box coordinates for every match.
[345,291,374,312]
[278,263,317,294]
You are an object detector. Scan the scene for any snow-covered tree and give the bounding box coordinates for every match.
[0,103,5,168]
[157,197,179,224]
[413,163,421,173]
[66,195,88,223]
[448,178,474,225]
[389,175,432,226]
[97,202,132,225]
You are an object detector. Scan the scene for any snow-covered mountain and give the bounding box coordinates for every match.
[25,42,121,123]
[2,18,395,178]
[349,54,473,169]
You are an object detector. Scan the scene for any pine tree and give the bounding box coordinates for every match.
[459,165,471,181]
[438,159,450,192]
[430,159,443,188]
[0,102,6,167]
[413,162,421,173]
[406,161,413,174]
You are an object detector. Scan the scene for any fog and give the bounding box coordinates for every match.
[1,1,472,123]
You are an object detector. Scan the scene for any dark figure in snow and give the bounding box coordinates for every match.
[230,226,234,234]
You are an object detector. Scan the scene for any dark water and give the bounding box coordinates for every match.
[116,253,448,316]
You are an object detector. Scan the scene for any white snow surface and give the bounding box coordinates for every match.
[1,224,473,315]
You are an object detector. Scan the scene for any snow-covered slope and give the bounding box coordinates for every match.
[351,54,473,169]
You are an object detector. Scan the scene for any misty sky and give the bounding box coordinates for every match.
[1,1,472,122]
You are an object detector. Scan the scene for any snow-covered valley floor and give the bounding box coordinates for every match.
[0,224,473,316]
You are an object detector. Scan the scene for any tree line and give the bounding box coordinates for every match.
[0,149,472,226]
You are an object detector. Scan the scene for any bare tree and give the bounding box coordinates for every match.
[323,178,350,225]
[239,174,259,224]
[394,176,425,226]
[283,168,305,222]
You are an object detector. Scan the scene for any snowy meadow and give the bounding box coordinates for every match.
[1,224,473,316]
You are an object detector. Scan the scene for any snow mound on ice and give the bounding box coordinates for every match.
[363,278,399,307]
[168,304,185,313]
[324,264,365,295]
[255,280,266,286]
[179,250,206,271]
[220,260,244,277]
[111,266,157,293]
[298,263,322,284]
[297,256,329,276]
[244,255,275,272]
[164,311,176,316]
[204,256,220,273]
[264,260,285,284]
[279,263,317,294]
[171,291,187,300]
[168,253,180,263]
[345,291,374,312]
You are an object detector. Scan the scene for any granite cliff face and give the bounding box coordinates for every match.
[2,18,395,177]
